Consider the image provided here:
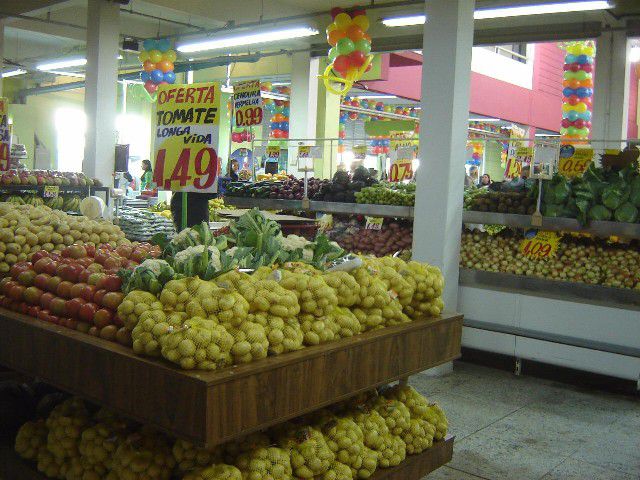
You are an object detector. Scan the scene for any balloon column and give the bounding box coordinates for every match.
[467,141,483,167]
[323,6,373,95]
[231,127,254,144]
[338,111,347,153]
[262,83,290,148]
[370,136,390,155]
[139,38,176,99]
[561,41,595,142]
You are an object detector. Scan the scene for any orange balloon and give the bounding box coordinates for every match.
[569,79,581,89]
[143,60,155,72]
[363,33,372,43]
[158,60,174,73]
[562,79,571,87]
[328,29,346,47]
[346,24,364,41]
[580,78,593,88]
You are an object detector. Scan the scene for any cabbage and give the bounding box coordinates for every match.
[588,205,612,221]
[543,204,566,218]
[614,203,638,223]
[601,186,628,210]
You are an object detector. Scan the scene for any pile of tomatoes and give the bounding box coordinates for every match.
[0,242,159,345]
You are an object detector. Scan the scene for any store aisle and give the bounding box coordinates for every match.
[413,362,640,480]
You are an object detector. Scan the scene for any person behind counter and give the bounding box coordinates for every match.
[170,191,217,230]
[228,159,240,181]
[140,159,154,190]
[478,174,492,188]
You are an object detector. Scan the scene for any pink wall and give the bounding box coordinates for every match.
[361,44,565,132]
[628,64,639,139]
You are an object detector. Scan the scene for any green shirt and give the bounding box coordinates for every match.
[141,170,154,190]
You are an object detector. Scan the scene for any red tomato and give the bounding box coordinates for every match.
[56,281,74,300]
[93,308,113,328]
[79,302,98,323]
[65,297,86,318]
[33,258,53,274]
[81,285,97,302]
[39,292,55,310]
[93,289,107,306]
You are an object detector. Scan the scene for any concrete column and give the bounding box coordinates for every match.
[289,52,319,140]
[413,0,475,311]
[83,0,120,185]
[592,31,631,148]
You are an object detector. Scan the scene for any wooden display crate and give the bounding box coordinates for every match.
[0,309,462,447]
[0,436,454,479]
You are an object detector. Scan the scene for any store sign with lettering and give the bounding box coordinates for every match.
[558,148,593,177]
[505,147,532,179]
[233,80,262,127]
[153,82,221,192]
[390,147,414,182]
[267,146,281,160]
[365,216,383,230]
[519,230,560,259]
[43,186,59,198]
[0,98,10,172]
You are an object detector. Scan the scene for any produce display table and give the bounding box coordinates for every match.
[0,436,454,480]
[0,308,462,448]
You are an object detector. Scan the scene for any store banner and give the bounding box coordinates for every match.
[519,230,560,259]
[153,82,221,192]
[504,125,526,179]
[0,98,11,172]
[558,148,593,177]
[233,80,262,127]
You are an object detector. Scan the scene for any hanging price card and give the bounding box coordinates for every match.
[233,80,262,127]
[153,82,221,192]
[353,145,367,159]
[389,146,414,182]
[266,146,281,160]
[558,149,593,177]
[519,230,560,259]
[298,146,311,158]
[365,217,384,230]
[0,98,10,172]
[43,186,59,198]
[504,147,532,179]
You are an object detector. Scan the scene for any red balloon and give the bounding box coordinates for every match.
[346,24,364,41]
[563,64,571,71]
[568,96,580,105]
[348,50,366,67]
[561,119,571,128]
[144,81,157,93]
[350,100,360,107]
[582,64,593,73]
[272,129,284,138]
[585,121,592,128]
[349,112,358,120]
[574,119,586,128]
[351,5,366,16]
[570,63,580,72]
[330,7,343,19]
[382,146,390,154]
[339,130,347,139]
[333,55,351,74]
[282,131,289,139]
[582,97,592,107]
[376,102,384,109]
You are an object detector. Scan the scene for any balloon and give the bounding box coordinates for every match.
[163,50,177,62]
[157,60,174,73]
[336,37,355,55]
[282,107,290,116]
[333,54,351,74]
[144,80,158,94]
[395,107,403,114]
[334,12,352,30]
[328,47,339,61]
[585,121,592,128]
[583,46,595,57]
[574,119,586,128]
[261,81,272,91]
[143,60,155,72]
[330,7,344,19]
[574,102,587,113]
[384,105,393,113]
[143,39,157,51]
[580,79,593,88]
[138,51,149,63]
[565,54,577,63]
[563,64,571,71]
[163,71,176,84]
[375,102,383,110]
[339,130,347,139]
[472,153,481,160]
[363,33,372,43]
[140,71,150,82]
[150,69,164,83]
[568,44,581,55]
[349,50,366,67]
[352,14,370,31]
[272,129,284,138]
[563,87,575,97]
[354,39,371,55]
[575,70,590,81]
[569,79,581,89]
[280,122,289,130]
[275,113,285,122]
[328,28,346,46]
[581,63,593,73]
[346,24,364,41]
[579,111,592,120]
[567,111,579,121]
[351,6,367,17]
[149,50,163,63]
[560,127,569,135]
[578,127,590,137]
[561,119,571,128]
[570,64,581,72]
[576,54,589,65]
[562,80,571,88]
[382,146,390,154]
[567,95,580,105]
[349,112,358,120]
[567,126,577,135]
[156,38,171,52]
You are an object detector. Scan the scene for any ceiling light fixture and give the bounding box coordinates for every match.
[469,118,501,122]
[382,1,611,26]
[37,57,87,71]
[42,70,86,78]
[2,69,27,78]
[177,26,319,53]
[355,94,398,99]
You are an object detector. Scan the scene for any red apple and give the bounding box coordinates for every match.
[44,260,58,276]
[9,284,25,301]
[40,292,55,310]
[76,322,91,333]
[113,313,124,327]
[34,258,53,274]
[50,297,67,316]
[93,289,107,307]
[30,251,49,264]
[102,292,124,310]
[79,302,97,323]
[46,275,62,294]
[93,308,113,329]
[70,283,87,299]
[60,264,83,283]
[81,285,97,302]
[57,281,74,299]
[34,274,51,291]
[78,270,91,283]
[65,297,86,318]
[84,245,96,258]
[10,262,33,279]
[98,275,122,292]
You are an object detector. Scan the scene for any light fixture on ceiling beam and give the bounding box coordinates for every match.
[355,94,397,99]
[469,117,501,122]
[382,1,612,26]
[177,26,319,53]
[42,70,86,78]
[2,69,27,78]
[36,58,87,71]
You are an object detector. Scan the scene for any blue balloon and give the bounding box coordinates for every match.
[150,69,164,83]
[565,54,577,64]
[163,71,176,84]
[375,105,383,111]
[140,71,150,82]
[576,87,589,98]
[579,110,592,121]
[576,54,589,65]
[370,141,376,147]
[563,87,576,97]
[383,139,390,147]
[282,107,290,116]
[143,39,157,51]
[156,38,171,52]
[270,122,278,129]
[567,111,579,121]
[280,122,289,130]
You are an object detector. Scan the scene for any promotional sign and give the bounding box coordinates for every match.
[153,82,221,192]
[519,230,560,259]
[365,216,383,230]
[266,146,281,161]
[0,98,11,172]
[504,125,526,179]
[353,145,367,159]
[233,80,262,127]
[558,148,593,177]
[505,146,532,179]
[43,186,59,198]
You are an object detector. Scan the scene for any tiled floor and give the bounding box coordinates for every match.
[411,362,640,480]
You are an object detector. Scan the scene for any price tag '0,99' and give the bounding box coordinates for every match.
[234,80,262,127]
[153,82,221,193]
[519,230,560,259]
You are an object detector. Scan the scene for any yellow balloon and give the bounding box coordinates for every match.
[352,14,370,32]
[326,22,339,35]
[562,103,573,112]
[138,51,149,63]
[568,45,581,55]
[583,46,595,57]
[334,12,352,30]
[149,49,163,63]
[575,102,587,113]
[163,49,177,62]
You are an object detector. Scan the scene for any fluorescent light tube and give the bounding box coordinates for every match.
[383,1,611,26]
[2,69,27,78]
[177,26,318,53]
[355,94,397,99]
[535,133,561,137]
[469,118,501,122]
[37,58,87,70]
[43,70,85,78]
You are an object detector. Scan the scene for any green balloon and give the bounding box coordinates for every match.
[563,71,574,80]
[567,126,577,135]
[328,47,339,61]
[336,37,355,55]
[578,127,589,136]
[575,70,588,81]
[354,39,371,55]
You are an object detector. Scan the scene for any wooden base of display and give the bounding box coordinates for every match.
[0,309,462,447]
[0,436,454,480]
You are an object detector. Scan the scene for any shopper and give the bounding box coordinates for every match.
[478,174,492,188]
[170,191,216,230]
[228,159,240,181]
[140,159,154,190]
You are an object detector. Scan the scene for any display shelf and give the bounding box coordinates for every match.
[462,210,640,238]
[224,196,414,218]
[0,185,111,206]
[459,268,640,308]
[0,436,454,480]
[0,308,462,448]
